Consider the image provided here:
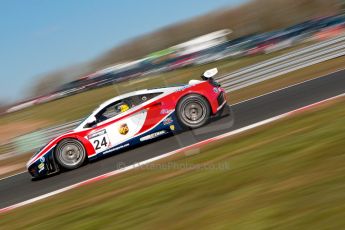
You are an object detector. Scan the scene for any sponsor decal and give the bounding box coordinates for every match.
[174,85,191,92]
[119,123,129,135]
[114,143,129,151]
[140,130,167,142]
[163,117,173,125]
[170,125,175,131]
[38,162,44,169]
[88,129,107,139]
[160,109,174,115]
[103,143,130,154]
[38,162,45,173]
[213,87,219,93]
[39,157,45,163]
[141,96,147,101]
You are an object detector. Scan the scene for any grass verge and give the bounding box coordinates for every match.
[1,96,344,229]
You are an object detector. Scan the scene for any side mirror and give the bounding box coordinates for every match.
[84,116,97,128]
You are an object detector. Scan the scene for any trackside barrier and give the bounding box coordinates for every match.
[216,34,345,92]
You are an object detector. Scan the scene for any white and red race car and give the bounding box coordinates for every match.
[27,68,230,178]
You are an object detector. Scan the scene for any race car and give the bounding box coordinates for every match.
[26,68,230,178]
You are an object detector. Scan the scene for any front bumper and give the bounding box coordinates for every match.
[27,149,59,178]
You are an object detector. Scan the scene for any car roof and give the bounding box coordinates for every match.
[98,86,181,110]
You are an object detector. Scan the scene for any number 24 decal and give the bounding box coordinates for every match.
[93,137,108,150]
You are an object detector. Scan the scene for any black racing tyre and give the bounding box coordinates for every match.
[176,94,210,129]
[55,139,86,170]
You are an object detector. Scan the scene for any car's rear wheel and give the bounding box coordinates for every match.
[55,139,86,170]
[176,94,210,129]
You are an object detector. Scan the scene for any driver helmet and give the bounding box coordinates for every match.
[116,102,130,113]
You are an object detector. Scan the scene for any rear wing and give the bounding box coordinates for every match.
[201,68,221,87]
[201,68,218,80]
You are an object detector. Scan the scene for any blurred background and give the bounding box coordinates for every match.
[1,0,345,170]
[1,1,345,228]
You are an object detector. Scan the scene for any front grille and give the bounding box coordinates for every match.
[217,92,225,106]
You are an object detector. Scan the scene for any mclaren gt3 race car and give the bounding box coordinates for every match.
[27,68,231,178]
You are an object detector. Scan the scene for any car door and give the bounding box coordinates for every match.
[89,97,148,154]
[104,109,147,147]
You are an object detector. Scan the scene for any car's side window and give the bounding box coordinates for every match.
[94,93,162,124]
[101,103,120,119]
[131,93,162,106]
[95,100,129,123]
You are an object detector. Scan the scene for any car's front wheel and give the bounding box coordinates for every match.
[55,139,86,170]
[176,94,210,129]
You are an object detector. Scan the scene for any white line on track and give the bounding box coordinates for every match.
[232,67,345,106]
[1,92,344,214]
[0,170,26,182]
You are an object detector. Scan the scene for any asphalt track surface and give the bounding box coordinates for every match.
[1,70,345,209]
